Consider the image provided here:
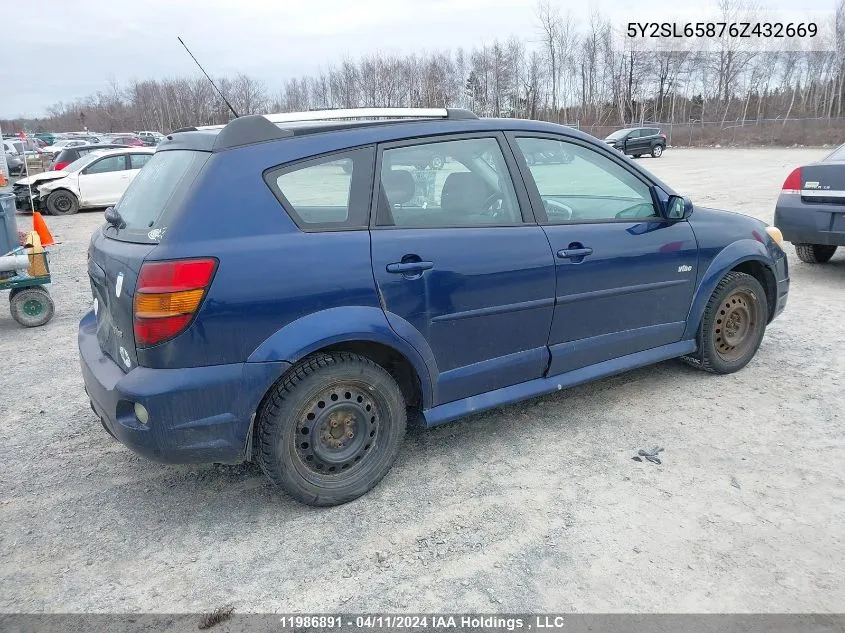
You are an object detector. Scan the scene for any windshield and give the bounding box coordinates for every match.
[606,129,630,140]
[824,144,845,161]
[111,150,208,242]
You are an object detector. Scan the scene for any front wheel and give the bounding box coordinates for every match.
[46,189,79,215]
[651,144,664,158]
[689,271,768,374]
[794,244,837,264]
[258,352,406,506]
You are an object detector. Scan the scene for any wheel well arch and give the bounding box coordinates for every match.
[248,340,425,460]
[729,259,777,322]
[319,341,423,413]
[45,187,77,198]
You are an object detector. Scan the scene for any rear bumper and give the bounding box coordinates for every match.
[78,310,290,464]
[775,196,845,246]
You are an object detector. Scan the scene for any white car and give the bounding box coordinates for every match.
[15,147,155,215]
[41,139,90,157]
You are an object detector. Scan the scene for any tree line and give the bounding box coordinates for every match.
[3,0,844,140]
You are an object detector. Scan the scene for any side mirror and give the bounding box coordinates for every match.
[666,195,693,220]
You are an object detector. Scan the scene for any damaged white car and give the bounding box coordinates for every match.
[14,147,155,215]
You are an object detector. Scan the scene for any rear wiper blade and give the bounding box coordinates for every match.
[104,206,125,230]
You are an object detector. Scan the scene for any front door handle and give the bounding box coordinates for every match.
[386,261,434,274]
[557,247,593,259]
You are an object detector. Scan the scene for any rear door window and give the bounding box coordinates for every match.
[129,154,152,169]
[377,137,523,227]
[265,146,375,231]
[110,150,209,243]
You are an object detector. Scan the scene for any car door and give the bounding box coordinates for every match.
[624,129,643,155]
[509,134,698,376]
[78,154,129,206]
[369,134,556,406]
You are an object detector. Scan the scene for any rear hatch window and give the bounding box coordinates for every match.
[88,149,208,371]
[108,149,209,243]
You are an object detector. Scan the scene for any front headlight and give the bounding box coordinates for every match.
[765,226,784,246]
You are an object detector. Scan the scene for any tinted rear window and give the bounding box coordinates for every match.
[109,150,208,243]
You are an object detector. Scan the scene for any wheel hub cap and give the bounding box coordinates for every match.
[23,299,43,316]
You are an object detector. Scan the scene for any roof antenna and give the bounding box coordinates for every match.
[177,36,240,119]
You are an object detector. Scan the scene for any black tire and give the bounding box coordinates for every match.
[46,189,79,215]
[257,352,406,506]
[651,144,664,158]
[686,272,767,374]
[10,287,54,327]
[794,244,837,264]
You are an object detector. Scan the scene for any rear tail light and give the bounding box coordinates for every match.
[133,258,217,347]
[782,167,802,194]
[53,161,69,171]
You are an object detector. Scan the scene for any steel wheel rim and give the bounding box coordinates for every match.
[714,289,758,362]
[23,299,44,317]
[55,195,71,212]
[295,382,381,476]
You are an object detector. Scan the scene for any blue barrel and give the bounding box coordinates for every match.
[0,193,19,255]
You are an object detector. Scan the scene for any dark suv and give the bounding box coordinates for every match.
[79,108,788,506]
[605,127,667,158]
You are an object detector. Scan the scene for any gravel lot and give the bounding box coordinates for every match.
[0,148,843,614]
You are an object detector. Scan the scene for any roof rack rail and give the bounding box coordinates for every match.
[262,107,477,123]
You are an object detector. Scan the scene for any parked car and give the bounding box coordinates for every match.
[42,139,90,157]
[604,127,667,158]
[50,144,128,171]
[136,131,166,146]
[13,147,154,215]
[35,133,56,146]
[109,135,145,147]
[78,108,788,507]
[4,145,25,175]
[774,143,845,263]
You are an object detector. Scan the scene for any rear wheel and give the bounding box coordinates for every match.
[794,244,837,264]
[687,272,767,374]
[651,144,664,158]
[10,287,54,327]
[258,352,406,506]
[46,189,79,215]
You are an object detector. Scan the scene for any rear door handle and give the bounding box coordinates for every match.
[386,261,434,274]
[557,247,593,259]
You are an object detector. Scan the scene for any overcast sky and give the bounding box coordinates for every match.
[1,0,832,118]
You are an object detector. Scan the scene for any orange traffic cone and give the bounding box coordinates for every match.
[33,212,55,247]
